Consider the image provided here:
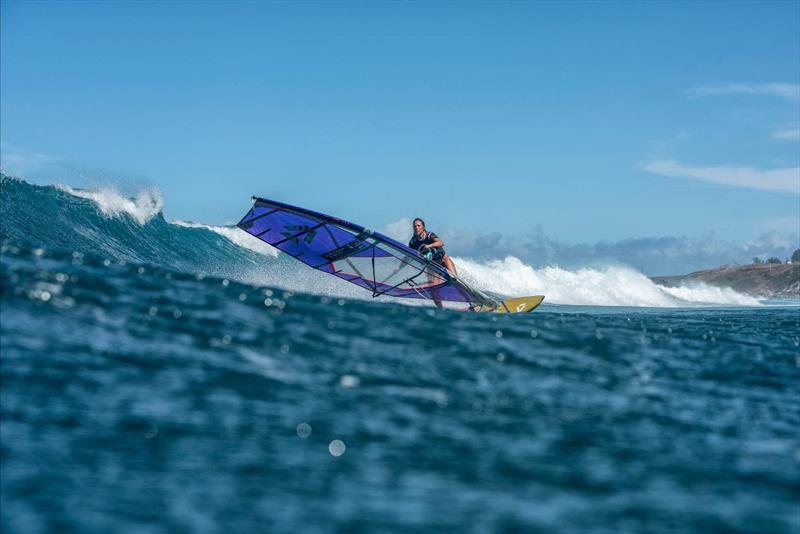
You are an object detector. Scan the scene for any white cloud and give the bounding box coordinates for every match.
[772,128,800,141]
[757,216,800,233]
[644,159,799,194]
[688,83,800,100]
[0,143,56,176]
[379,217,413,242]
[442,226,799,276]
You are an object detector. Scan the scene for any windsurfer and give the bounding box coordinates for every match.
[409,218,458,276]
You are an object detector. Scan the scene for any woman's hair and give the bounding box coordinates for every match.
[412,217,426,231]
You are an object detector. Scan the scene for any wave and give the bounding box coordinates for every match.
[455,256,761,307]
[1,176,269,280]
[0,175,764,307]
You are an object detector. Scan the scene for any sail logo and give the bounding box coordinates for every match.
[282,225,317,244]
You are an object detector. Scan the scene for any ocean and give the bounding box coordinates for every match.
[2,176,798,533]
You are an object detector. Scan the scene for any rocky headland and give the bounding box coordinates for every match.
[652,263,800,299]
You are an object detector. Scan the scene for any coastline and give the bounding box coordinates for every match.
[652,263,800,299]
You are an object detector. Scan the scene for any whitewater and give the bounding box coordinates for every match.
[36,179,761,308]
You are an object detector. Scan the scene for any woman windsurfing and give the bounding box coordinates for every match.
[409,218,459,276]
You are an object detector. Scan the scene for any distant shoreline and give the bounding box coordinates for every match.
[651,263,800,299]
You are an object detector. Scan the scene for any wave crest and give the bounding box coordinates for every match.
[56,184,163,225]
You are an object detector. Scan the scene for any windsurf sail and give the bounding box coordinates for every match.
[237,197,497,308]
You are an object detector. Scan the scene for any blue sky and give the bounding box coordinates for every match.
[2,1,798,255]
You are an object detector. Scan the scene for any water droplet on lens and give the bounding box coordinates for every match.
[280,344,290,354]
[238,293,247,301]
[339,374,360,388]
[530,330,538,338]
[296,422,312,438]
[173,309,182,319]
[496,352,506,362]
[328,440,346,457]
[495,330,502,338]
[222,279,230,287]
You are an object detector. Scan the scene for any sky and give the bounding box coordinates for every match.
[1,1,798,272]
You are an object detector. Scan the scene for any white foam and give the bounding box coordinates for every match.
[171,220,278,257]
[454,256,760,307]
[660,284,761,306]
[57,184,163,225]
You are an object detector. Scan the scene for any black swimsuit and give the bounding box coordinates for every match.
[409,231,446,264]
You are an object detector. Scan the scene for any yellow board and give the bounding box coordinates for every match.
[485,295,545,314]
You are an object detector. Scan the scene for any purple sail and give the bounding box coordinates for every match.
[237,197,493,305]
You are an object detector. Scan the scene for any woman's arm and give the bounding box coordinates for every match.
[425,237,445,249]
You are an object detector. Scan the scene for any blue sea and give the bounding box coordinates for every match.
[2,176,799,533]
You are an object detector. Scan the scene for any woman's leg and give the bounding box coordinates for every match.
[427,271,444,308]
[443,254,458,276]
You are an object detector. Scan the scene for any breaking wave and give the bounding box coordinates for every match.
[454,256,761,307]
[1,176,764,307]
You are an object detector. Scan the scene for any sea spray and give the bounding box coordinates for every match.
[55,184,163,225]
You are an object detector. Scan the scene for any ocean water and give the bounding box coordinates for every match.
[1,176,799,533]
